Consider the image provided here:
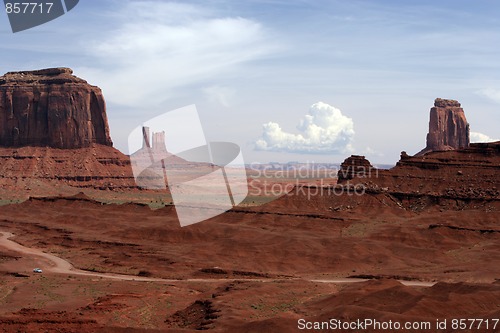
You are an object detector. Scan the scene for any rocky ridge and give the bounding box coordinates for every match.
[336,141,500,212]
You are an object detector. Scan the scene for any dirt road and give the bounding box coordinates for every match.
[0,231,436,286]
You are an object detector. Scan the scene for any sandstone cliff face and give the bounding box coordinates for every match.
[0,145,136,192]
[0,68,112,149]
[417,98,469,156]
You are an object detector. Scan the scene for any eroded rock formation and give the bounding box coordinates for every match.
[0,68,113,149]
[417,98,469,156]
[0,68,137,193]
[337,155,375,182]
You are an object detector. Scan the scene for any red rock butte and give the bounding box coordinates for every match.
[0,68,138,192]
[0,67,113,149]
[417,98,470,156]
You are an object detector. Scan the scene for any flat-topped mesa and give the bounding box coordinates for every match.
[416,98,469,156]
[0,67,113,149]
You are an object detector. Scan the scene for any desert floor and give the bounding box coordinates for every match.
[0,180,498,332]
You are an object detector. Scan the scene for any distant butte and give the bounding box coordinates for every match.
[0,67,113,149]
[417,98,469,156]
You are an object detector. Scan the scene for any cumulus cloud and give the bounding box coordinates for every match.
[77,1,278,107]
[470,132,499,143]
[255,102,355,154]
[476,88,500,104]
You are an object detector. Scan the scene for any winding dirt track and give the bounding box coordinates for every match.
[0,231,435,287]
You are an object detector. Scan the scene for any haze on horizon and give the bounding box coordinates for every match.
[0,0,499,164]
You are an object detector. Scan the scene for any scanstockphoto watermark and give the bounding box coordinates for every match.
[248,160,379,181]
[3,0,80,33]
[248,161,379,198]
[298,318,434,331]
[249,178,368,198]
[297,318,500,331]
[249,161,341,180]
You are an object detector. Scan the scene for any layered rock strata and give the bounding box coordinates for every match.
[0,68,112,149]
[417,98,469,155]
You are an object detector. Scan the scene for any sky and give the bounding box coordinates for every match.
[1,0,499,164]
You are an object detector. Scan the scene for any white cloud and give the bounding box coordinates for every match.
[476,88,500,104]
[470,132,499,143]
[77,1,278,107]
[255,102,355,154]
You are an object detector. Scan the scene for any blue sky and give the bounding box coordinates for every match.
[1,0,499,164]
